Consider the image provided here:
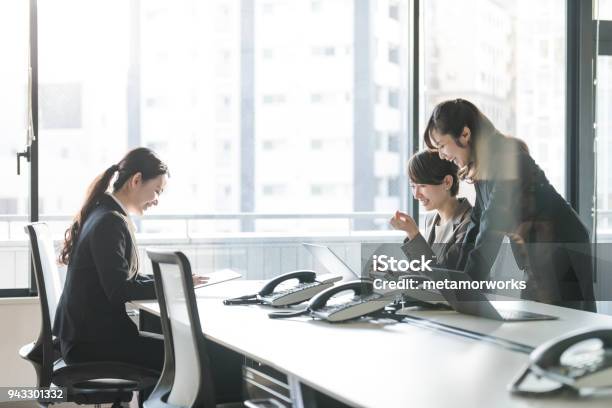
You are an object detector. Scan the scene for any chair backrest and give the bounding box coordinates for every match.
[24,222,64,379]
[147,250,216,408]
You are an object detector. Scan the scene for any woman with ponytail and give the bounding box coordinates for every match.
[423,99,595,312]
[53,148,202,373]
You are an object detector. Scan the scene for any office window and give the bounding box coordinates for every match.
[262,140,285,150]
[215,94,232,121]
[0,1,29,292]
[311,139,323,150]
[0,199,18,216]
[599,0,612,19]
[375,131,386,150]
[388,132,400,152]
[263,94,286,104]
[310,93,324,103]
[596,0,612,239]
[312,46,336,57]
[38,0,132,224]
[311,184,344,196]
[388,177,400,196]
[262,48,274,59]
[389,3,400,21]
[216,139,233,158]
[34,0,410,237]
[596,56,612,238]
[388,89,400,109]
[421,0,567,215]
[388,45,400,64]
[375,86,384,104]
[263,184,286,196]
[262,3,276,14]
[39,83,82,129]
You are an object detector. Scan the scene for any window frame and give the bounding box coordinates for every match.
[1,0,595,297]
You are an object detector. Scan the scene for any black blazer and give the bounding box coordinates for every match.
[53,194,156,346]
[401,197,472,268]
[458,137,596,312]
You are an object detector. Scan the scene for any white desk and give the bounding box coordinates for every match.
[398,298,612,348]
[134,280,612,408]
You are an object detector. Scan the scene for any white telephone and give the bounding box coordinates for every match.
[511,327,612,396]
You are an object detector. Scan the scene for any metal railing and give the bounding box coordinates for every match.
[0,212,398,241]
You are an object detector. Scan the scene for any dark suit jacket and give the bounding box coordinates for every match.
[53,194,156,346]
[458,136,596,311]
[401,197,472,268]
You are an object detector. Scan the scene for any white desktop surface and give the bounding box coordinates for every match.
[398,299,612,348]
[133,280,612,408]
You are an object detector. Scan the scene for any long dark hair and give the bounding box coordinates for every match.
[59,147,168,265]
[408,150,460,196]
[423,98,530,182]
[423,99,499,180]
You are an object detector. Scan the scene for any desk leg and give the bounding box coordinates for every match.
[288,375,305,408]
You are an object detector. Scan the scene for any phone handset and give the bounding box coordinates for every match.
[308,280,373,310]
[269,280,397,323]
[511,327,612,394]
[224,269,340,307]
[259,270,317,296]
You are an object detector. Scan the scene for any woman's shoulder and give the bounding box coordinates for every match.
[455,198,473,224]
[82,201,129,237]
[482,136,540,183]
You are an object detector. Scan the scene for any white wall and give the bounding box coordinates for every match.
[0,297,40,387]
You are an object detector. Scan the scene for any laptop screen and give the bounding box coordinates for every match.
[302,243,359,282]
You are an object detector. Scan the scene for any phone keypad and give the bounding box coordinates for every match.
[564,350,612,379]
[263,282,321,301]
[317,293,383,314]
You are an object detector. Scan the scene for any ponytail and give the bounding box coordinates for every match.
[59,147,168,265]
[59,164,118,265]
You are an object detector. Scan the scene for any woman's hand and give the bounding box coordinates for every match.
[390,210,420,240]
[192,274,210,287]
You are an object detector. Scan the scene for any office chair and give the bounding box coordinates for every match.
[21,222,159,407]
[146,250,281,408]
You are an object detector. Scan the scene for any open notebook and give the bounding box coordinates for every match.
[194,268,242,288]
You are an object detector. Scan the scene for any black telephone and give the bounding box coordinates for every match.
[223,270,341,307]
[269,280,398,322]
[511,327,612,395]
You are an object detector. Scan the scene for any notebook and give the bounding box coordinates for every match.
[194,268,242,288]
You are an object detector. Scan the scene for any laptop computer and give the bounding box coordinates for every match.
[303,243,449,304]
[302,243,360,282]
[423,267,557,322]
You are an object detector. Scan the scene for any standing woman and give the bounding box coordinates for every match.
[54,148,203,371]
[390,150,472,268]
[424,99,595,312]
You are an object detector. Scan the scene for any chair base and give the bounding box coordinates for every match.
[20,342,158,407]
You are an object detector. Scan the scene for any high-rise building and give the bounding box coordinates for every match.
[4,0,572,236]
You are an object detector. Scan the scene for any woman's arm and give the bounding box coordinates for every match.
[461,152,531,281]
[398,212,437,261]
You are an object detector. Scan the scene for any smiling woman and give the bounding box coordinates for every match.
[52,147,171,395]
[59,147,169,265]
[390,150,472,268]
[422,99,596,312]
